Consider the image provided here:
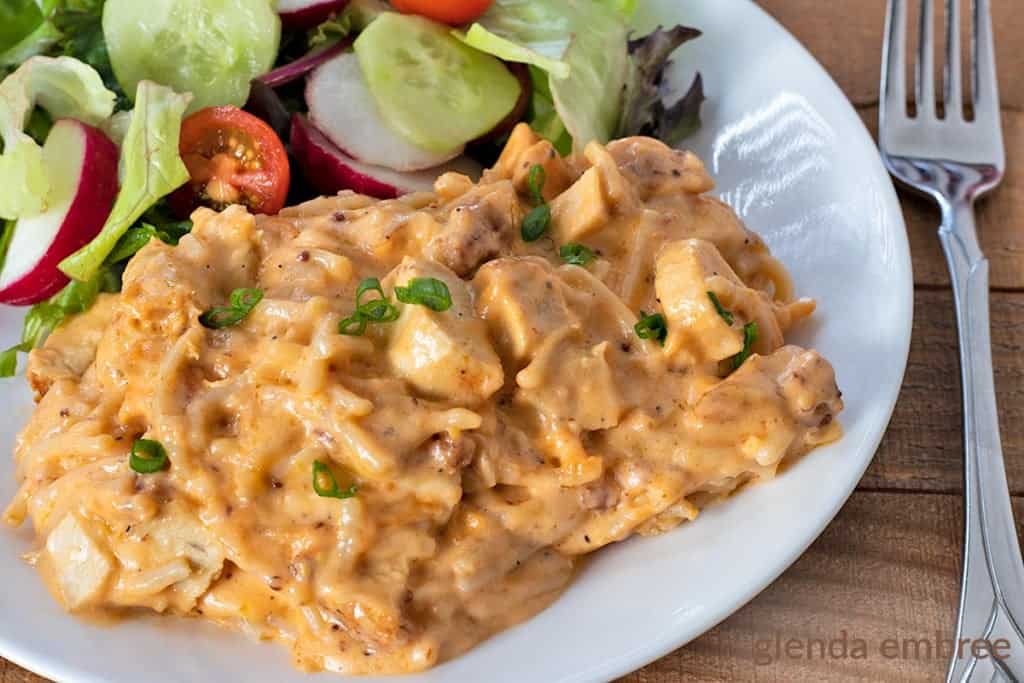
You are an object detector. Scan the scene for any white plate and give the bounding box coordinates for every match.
[0,1,913,681]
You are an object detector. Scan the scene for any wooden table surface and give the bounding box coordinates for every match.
[4,1,1023,682]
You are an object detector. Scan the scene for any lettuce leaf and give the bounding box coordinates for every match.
[0,265,119,378]
[0,0,47,56]
[595,0,638,20]
[525,65,570,154]
[617,25,705,144]
[457,0,628,152]
[59,80,190,281]
[0,55,115,219]
[0,20,61,74]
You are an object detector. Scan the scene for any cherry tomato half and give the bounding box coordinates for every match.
[390,0,494,25]
[170,106,290,218]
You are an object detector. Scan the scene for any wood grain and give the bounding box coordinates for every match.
[620,492,1024,683]
[757,0,1024,111]
[863,289,1024,493]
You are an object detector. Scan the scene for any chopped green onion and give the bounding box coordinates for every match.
[521,205,551,242]
[338,277,401,336]
[358,298,400,323]
[635,311,668,345]
[521,164,552,242]
[559,243,596,266]
[707,291,734,325]
[356,277,385,307]
[527,164,547,205]
[130,438,169,474]
[395,277,452,312]
[230,288,262,310]
[200,288,264,329]
[338,314,368,336]
[354,278,399,322]
[732,321,759,369]
[312,460,357,499]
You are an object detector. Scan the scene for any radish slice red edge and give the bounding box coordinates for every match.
[290,114,481,199]
[0,120,119,306]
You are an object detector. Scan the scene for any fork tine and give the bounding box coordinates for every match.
[916,0,937,118]
[945,0,964,119]
[972,0,1001,124]
[882,0,908,119]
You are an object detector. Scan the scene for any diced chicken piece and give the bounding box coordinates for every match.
[385,258,504,403]
[548,168,607,242]
[485,123,577,200]
[473,257,579,366]
[432,505,533,594]
[517,339,623,431]
[27,294,117,399]
[759,345,844,431]
[121,509,225,611]
[549,142,638,243]
[606,137,715,199]
[655,239,785,366]
[687,346,843,469]
[424,180,523,277]
[45,513,114,609]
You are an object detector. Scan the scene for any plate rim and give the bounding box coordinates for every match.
[0,1,914,681]
[588,1,914,679]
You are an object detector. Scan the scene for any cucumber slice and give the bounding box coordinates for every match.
[354,13,522,154]
[102,0,280,113]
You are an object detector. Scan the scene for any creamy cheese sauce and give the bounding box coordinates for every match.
[4,125,842,674]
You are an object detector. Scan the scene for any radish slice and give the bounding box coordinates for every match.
[306,52,462,172]
[277,0,350,29]
[0,120,119,306]
[259,39,351,89]
[290,114,480,199]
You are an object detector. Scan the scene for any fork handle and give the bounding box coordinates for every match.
[942,201,1024,682]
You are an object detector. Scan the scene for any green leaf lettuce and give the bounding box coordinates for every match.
[59,80,190,281]
[0,55,115,219]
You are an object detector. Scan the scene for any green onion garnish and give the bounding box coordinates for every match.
[356,277,385,307]
[521,164,551,242]
[312,460,357,499]
[527,164,547,205]
[395,277,452,312]
[634,311,668,345]
[707,291,734,325]
[338,314,368,336]
[200,288,263,329]
[559,243,596,266]
[130,438,169,474]
[732,321,759,369]
[339,277,400,336]
[521,205,551,242]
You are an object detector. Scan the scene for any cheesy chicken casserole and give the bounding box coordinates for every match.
[3,124,843,674]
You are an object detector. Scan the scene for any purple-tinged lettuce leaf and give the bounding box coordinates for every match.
[617,25,705,145]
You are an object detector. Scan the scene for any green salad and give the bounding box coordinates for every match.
[0,0,705,376]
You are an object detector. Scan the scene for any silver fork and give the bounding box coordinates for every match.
[880,1,1023,681]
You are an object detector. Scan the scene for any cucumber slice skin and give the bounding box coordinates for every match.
[102,0,281,113]
[354,12,522,154]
